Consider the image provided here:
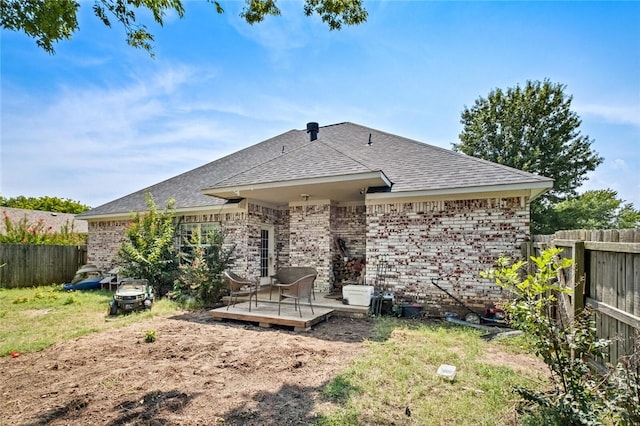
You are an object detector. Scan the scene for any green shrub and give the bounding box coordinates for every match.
[483,247,638,425]
[0,211,86,245]
[172,228,235,306]
[117,194,179,296]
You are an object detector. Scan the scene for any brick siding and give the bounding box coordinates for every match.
[288,202,333,291]
[87,220,131,270]
[366,196,530,316]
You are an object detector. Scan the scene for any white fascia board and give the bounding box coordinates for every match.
[80,212,137,221]
[366,181,553,201]
[202,170,392,197]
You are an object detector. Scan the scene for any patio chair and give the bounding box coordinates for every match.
[276,273,316,317]
[224,271,259,312]
[269,267,318,300]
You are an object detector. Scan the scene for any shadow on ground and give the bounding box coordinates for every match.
[25,390,199,426]
[219,382,335,426]
[169,310,376,344]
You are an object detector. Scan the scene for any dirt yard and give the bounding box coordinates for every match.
[0,311,545,425]
[1,311,376,425]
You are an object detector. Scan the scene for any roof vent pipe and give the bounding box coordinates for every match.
[306,122,319,141]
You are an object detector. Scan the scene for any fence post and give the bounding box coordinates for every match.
[572,240,585,318]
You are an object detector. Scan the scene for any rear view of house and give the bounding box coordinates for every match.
[79,122,552,314]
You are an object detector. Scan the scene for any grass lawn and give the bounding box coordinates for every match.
[316,318,547,426]
[0,284,180,356]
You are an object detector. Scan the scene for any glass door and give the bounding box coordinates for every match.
[259,226,275,285]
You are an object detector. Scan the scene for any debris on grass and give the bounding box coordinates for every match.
[436,364,457,381]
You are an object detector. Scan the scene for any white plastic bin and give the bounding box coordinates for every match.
[342,285,374,306]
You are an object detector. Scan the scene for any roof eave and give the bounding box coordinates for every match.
[366,180,554,201]
[202,171,392,200]
[78,202,244,221]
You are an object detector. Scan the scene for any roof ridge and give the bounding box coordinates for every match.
[81,121,553,217]
[318,122,348,130]
[206,133,318,188]
[317,138,377,171]
[204,130,309,187]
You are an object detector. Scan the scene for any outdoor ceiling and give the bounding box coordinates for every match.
[202,172,391,206]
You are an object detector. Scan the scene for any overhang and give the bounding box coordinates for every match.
[365,180,553,201]
[202,171,392,205]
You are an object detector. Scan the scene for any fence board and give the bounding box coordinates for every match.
[635,255,640,316]
[607,251,617,361]
[586,298,640,329]
[0,244,86,288]
[592,250,602,344]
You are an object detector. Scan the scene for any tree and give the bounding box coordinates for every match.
[453,80,604,234]
[117,194,179,296]
[1,0,368,55]
[551,190,640,231]
[0,195,90,214]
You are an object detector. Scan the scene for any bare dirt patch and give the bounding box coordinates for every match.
[1,311,545,425]
[481,345,549,377]
[1,311,373,426]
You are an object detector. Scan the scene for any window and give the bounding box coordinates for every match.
[177,223,219,255]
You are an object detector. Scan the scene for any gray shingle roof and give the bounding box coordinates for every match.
[80,122,552,218]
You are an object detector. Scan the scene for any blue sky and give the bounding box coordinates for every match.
[1,1,639,209]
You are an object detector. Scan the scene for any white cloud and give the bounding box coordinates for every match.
[580,165,640,209]
[611,158,629,171]
[575,103,640,127]
[2,59,376,207]
[0,64,243,206]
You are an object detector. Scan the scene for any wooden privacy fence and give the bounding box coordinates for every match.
[525,229,640,365]
[0,244,87,288]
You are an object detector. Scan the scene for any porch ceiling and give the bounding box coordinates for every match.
[202,171,390,206]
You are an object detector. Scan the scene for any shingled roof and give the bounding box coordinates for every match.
[1,207,88,233]
[80,122,552,218]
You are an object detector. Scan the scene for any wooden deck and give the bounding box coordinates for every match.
[210,300,334,331]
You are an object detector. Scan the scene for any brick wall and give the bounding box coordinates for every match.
[331,204,366,258]
[87,220,131,270]
[331,204,367,289]
[366,196,530,316]
[289,202,333,292]
[181,211,249,278]
[275,209,290,269]
[87,209,249,273]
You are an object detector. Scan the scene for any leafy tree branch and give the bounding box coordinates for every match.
[1,0,368,55]
[0,195,90,214]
